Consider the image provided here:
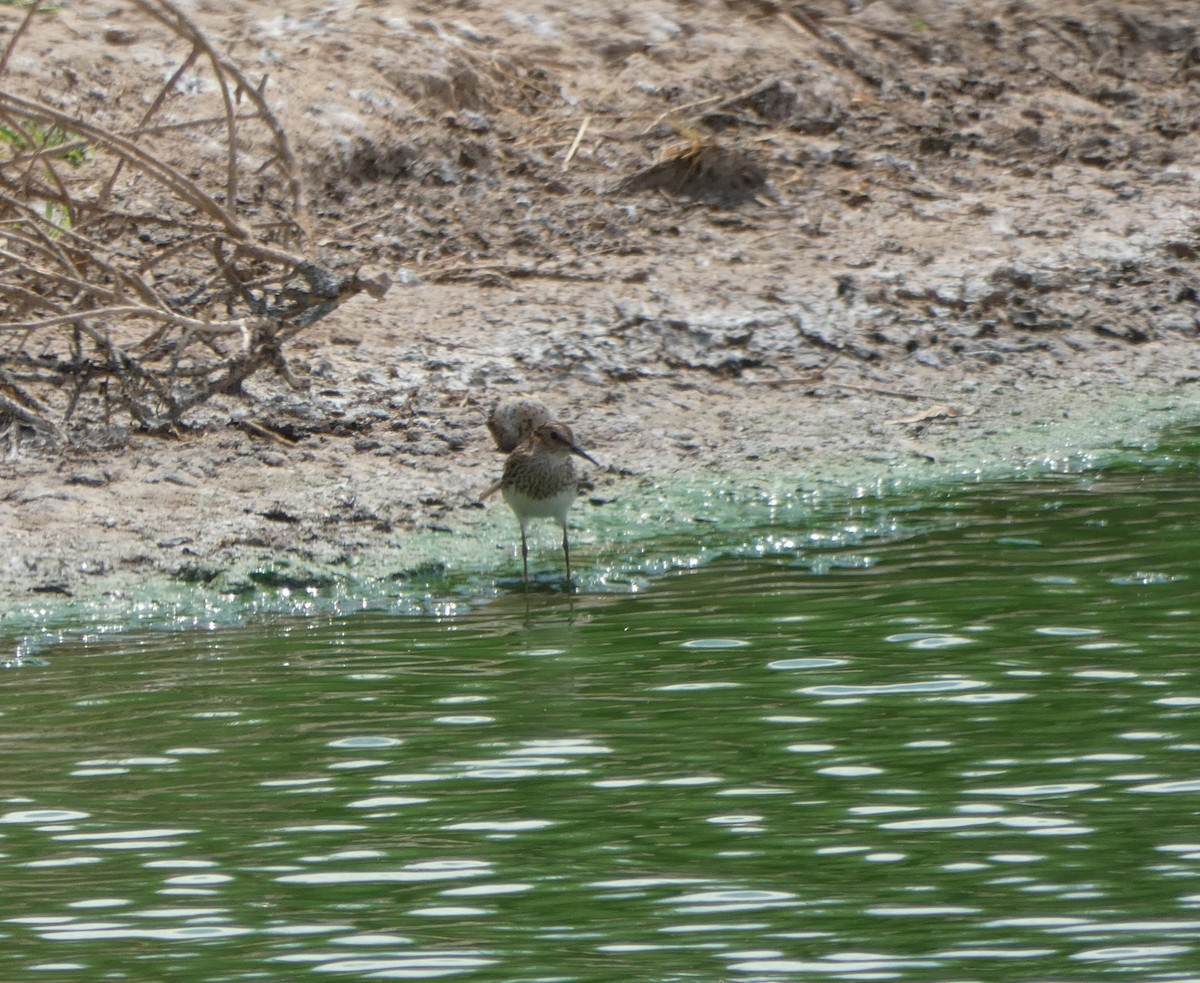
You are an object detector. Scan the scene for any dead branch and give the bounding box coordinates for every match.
[0,0,385,442]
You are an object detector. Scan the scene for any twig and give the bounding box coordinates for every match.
[561,115,591,171]
[98,41,202,208]
[0,365,53,415]
[0,390,59,439]
[0,306,248,335]
[130,0,241,214]
[0,91,245,236]
[234,418,297,446]
[0,1,39,77]
[774,3,882,88]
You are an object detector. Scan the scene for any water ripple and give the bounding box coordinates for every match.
[1,808,89,824]
[729,955,938,974]
[802,679,987,696]
[277,860,491,886]
[966,783,1099,797]
[41,923,251,941]
[1127,778,1200,794]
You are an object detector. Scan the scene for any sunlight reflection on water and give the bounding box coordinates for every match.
[4,465,1200,979]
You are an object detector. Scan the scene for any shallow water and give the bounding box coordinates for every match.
[4,455,1200,981]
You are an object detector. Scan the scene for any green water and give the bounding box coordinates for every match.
[4,455,1200,981]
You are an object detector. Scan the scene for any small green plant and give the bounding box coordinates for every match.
[0,119,88,165]
[40,199,72,233]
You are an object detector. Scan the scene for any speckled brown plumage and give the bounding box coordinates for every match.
[482,420,598,585]
[497,439,579,502]
[487,397,553,454]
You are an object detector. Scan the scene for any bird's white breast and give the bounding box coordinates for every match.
[501,485,576,525]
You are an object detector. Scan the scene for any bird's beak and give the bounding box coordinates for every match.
[571,443,599,467]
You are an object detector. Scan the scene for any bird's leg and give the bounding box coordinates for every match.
[520,526,529,588]
[562,525,572,583]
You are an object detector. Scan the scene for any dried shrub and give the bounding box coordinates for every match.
[0,0,386,443]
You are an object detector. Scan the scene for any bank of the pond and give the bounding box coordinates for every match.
[4,376,1199,650]
[5,0,1200,640]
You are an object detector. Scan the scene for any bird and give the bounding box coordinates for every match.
[482,419,598,586]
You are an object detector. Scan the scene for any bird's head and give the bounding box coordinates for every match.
[535,422,598,466]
